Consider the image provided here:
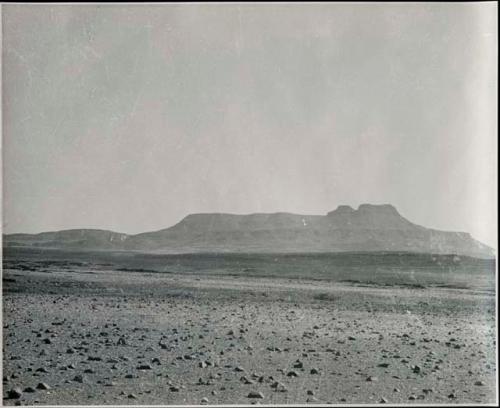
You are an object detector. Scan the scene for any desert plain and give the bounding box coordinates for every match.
[2,248,497,405]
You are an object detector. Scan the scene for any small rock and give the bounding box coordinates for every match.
[24,387,36,393]
[366,376,378,382]
[36,382,50,390]
[127,394,137,399]
[247,391,264,399]
[137,364,152,370]
[474,380,485,386]
[7,388,23,399]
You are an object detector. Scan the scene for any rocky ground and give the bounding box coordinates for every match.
[2,262,497,405]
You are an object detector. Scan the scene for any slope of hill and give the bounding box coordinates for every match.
[4,229,129,250]
[3,204,495,258]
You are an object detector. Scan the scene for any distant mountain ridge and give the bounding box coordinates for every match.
[3,204,495,258]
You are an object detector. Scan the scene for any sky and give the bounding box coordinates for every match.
[2,3,498,248]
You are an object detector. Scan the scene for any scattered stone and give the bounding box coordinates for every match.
[73,375,84,383]
[240,376,254,384]
[36,382,50,390]
[7,388,23,399]
[366,376,378,382]
[24,386,36,393]
[247,391,264,399]
[137,364,152,370]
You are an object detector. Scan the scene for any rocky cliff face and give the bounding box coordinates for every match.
[3,204,495,258]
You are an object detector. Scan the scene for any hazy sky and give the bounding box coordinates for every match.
[2,3,497,247]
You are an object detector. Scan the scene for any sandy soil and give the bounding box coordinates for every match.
[2,265,497,405]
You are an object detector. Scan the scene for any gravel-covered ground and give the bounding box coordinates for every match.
[2,255,497,405]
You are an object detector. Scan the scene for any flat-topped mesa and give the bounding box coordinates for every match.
[3,203,494,257]
[170,211,316,233]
